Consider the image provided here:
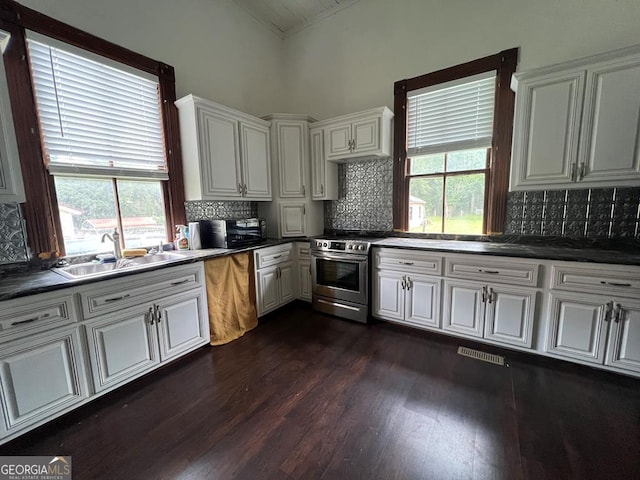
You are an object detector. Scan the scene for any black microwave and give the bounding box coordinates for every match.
[199,218,267,249]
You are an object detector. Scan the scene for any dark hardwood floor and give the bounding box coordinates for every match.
[3,302,640,479]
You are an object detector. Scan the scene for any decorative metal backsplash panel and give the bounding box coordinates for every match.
[185,201,258,222]
[0,203,29,264]
[324,158,393,231]
[505,187,640,238]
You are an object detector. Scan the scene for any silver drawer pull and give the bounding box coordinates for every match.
[171,279,190,286]
[600,281,632,287]
[479,269,500,274]
[273,254,283,259]
[11,312,50,326]
[399,261,414,266]
[104,294,131,303]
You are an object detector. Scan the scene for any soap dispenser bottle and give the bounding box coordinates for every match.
[175,225,190,251]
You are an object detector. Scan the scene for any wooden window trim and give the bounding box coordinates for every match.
[0,0,185,257]
[393,48,518,234]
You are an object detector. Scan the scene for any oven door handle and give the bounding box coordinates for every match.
[312,253,368,262]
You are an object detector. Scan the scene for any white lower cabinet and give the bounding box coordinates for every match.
[374,270,441,330]
[547,292,640,374]
[443,280,536,348]
[84,289,207,393]
[255,244,296,316]
[0,326,89,437]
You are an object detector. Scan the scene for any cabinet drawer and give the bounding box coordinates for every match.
[374,248,443,275]
[255,244,293,269]
[78,263,203,319]
[296,241,311,259]
[551,264,640,298]
[445,256,539,287]
[0,291,77,343]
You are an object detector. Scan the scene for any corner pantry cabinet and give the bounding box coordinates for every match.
[176,95,272,201]
[510,44,640,190]
[258,114,324,238]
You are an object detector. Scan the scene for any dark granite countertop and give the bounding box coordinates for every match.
[0,238,304,302]
[373,238,640,266]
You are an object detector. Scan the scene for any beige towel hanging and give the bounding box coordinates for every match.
[204,252,258,345]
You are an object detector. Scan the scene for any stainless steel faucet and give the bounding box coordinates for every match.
[101,228,122,258]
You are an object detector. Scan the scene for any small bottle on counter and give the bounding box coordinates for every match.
[175,225,190,251]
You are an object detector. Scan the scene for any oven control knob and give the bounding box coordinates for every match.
[358,245,365,251]
[348,245,353,250]
[323,242,328,247]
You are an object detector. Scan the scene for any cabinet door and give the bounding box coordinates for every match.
[310,127,338,200]
[352,117,380,154]
[157,290,209,362]
[240,121,272,200]
[484,286,536,348]
[298,261,312,302]
[280,203,306,237]
[0,41,24,203]
[373,270,405,322]
[546,292,608,364]
[405,274,441,329]
[325,122,352,159]
[510,70,585,190]
[84,308,159,393]
[197,107,243,199]
[257,267,279,316]
[278,263,295,306]
[442,280,485,338]
[579,59,640,184]
[0,327,88,433]
[605,301,640,373]
[276,121,306,198]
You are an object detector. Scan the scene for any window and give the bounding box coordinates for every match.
[28,35,168,255]
[393,49,518,234]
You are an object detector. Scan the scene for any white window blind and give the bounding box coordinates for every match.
[407,71,496,156]
[28,36,168,179]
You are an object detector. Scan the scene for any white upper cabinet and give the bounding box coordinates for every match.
[510,45,640,191]
[310,125,338,200]
[314,106,394,162]
[0,31,24,203]
[176,95,271,201]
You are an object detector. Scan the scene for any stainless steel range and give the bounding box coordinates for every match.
[311,238,372,323]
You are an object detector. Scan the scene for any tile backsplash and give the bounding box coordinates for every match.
[505,187,640,238]
[0,203,29,264]
[324,158,393,231]
[185,200,258,222]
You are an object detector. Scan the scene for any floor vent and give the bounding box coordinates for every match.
[457,346,505,366]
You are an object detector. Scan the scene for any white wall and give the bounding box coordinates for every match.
[282,0,640,119]
[18,0,285,116]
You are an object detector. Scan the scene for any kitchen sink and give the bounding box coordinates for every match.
[53,252,186,279]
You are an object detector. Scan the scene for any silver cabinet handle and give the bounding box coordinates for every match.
[479,269,499,274]
[302,185,305,196]
[238,183,243,194]
[613,303,623,323]
[148,306,155,325]
[399,261,414,266]
[105,294,131,303]
[401,276,406,290]
[577,162,586,181]
[155,304,162,323]
[488,287,494,304]
[604,301,614,322]
[273,254,282,259]
[243,184,248,195]
[481,286,487,303]
[320,184,324,195]
[406,277,412,290]
[11,312,51,326]
[570,162,577,181]
[171,279,190,286]
[600,281,632,287]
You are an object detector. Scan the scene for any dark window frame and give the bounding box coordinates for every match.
[0,0,186,257]
[393,48,518,234]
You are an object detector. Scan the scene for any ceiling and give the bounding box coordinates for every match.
[232,0,361,38]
